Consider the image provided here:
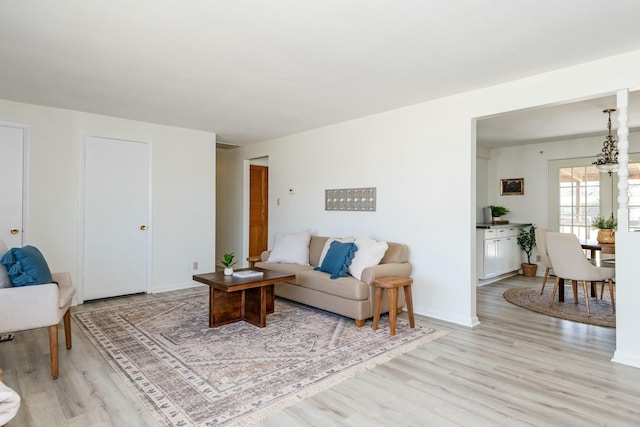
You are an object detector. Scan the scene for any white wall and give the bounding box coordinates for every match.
[0,99,216,295]
[615,231,640,367]
[224,98,477,326]
[218,49,640,367]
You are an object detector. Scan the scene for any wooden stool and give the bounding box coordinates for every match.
[247,255,261,269]
[372,276,414,336]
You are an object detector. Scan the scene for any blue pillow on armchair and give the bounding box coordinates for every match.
[314,241,358,279]
[0,245,53,287]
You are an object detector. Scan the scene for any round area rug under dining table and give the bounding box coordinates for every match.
[503,285,615,328]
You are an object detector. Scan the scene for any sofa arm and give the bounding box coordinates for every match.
[0,283,61,333]
[360,262,413,285]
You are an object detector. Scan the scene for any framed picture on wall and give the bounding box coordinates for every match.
[500,178,524,195]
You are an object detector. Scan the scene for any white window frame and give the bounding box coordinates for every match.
[548,153,640,237]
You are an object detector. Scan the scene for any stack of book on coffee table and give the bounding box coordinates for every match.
[232,269,264,279]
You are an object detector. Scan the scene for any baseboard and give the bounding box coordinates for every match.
[151,281,204,294]
[612,350,640,368]
[477,271,519,286]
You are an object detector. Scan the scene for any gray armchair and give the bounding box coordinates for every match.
[0,240,76,379]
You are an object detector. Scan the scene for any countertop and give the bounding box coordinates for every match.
[476,222,532,229]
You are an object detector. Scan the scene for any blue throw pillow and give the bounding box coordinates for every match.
[314,241,358,279]
[0,245,53,287]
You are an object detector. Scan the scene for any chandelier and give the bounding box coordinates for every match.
[593,108,618,175]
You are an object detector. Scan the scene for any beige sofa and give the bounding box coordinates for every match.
[250,235,412,326]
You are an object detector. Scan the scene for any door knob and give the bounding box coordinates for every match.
[140,225,148,231]
[10,228,19,235]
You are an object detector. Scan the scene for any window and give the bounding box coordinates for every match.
[558,165,600,240]
[549,155,640,239]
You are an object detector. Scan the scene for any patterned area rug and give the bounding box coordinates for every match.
[73,291,447,426]
[503,285,615,328]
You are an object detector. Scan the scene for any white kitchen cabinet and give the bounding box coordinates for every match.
[476,226,525,280]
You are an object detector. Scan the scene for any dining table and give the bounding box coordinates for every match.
[555,239,615,302]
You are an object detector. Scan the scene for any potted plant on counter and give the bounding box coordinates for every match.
[517,225,537,277]
[591,214,617,244]
[488,205,510,224]
[221,252,237,276]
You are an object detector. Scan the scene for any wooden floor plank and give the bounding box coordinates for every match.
[1,278,639,426]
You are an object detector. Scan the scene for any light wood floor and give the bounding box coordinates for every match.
[2,276,639,426]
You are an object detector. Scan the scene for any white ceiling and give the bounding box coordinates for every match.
[476,91,640,148]
[2,1,640,146]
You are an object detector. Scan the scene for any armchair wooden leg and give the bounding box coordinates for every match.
[63,309,72,350]
[48,324,59,379]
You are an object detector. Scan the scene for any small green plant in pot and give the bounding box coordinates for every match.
[517,225,538,277]
[591,214,617,244]
[488,205,510,224]
[221,252,237,275]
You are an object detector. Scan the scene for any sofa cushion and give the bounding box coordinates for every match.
[267,230,311,265]
[348,236,389,280]
[0,245,53,287]
[0,239,10,288]
[317,236,355,266]
[314,241,357,279]
[297,270,370,300]
[381,242,409,264]
[254,261,314,284]
[308,235,329,266]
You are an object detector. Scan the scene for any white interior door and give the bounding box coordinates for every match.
[0,125,24,248]
[83,136,150,300]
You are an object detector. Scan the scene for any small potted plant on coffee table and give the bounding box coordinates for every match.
[221,252,237,276]
[517,225,537,277]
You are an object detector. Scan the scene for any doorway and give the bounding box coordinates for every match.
[81,136,151,301]
[249,160,269,257]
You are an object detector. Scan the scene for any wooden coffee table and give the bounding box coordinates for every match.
[193,268,295,328]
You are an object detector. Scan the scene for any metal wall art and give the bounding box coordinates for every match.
[325,187,376,211]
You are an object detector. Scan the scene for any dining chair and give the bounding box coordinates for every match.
[546,232,615,316]
[591,258,617,305]
[534,227,553,295]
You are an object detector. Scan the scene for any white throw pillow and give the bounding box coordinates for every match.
[0,239,11,288]
[348,236,389,280]
[318,236,355,266]
[267,230,311,265]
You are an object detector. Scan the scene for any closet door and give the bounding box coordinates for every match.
[83,136,150,300]
[0,125,24,248]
